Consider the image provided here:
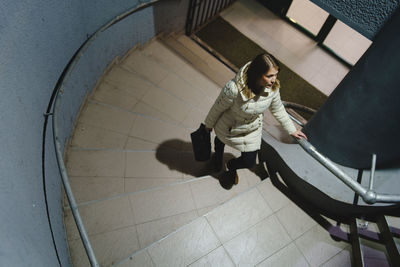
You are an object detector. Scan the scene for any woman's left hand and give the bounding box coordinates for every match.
[291,129,308,140]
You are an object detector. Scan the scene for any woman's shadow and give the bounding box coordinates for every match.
[155,139,269,180]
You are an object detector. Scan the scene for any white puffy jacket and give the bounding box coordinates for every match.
[204,62,296,152]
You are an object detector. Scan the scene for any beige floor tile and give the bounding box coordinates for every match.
[224,215,292,266]
[295,224,348,267]
[121,51,169,84]
[189,177,237,210]
[142,40,187,73]
[131,102,180,123]
[222,0,349,96]
[129,182,196,224]
[176,65,223,98]
[124,137,160,150]
[174,35,234,88]
[125,177,182,193]
[129,115,187,145]
[92,80,139,110]
[197,94,215,114]
[361,238,388,262]
[68,229,139,267]
[257,243,310,267]
[257,179,291,212]
[140,86,191,123]
[136,210,198,248]
[78,102,137,134]
[71,122,128,149]
[180,107,208,129]
[66,150,125,177]
[69,176,124,204]
[117,250,155,267]
[276,202,317,240]
[237,168,263,188]
[68,238,91,267]
[91,226,140,267]
[386,215,400,228]
[158,73,206,107]
[176,34,224,70]
[197,204,219,217]
[103,66,150,100]
[320,247,351,267]
[188,246,235,267]
[125,151,182,178]
[64,196,135,240]
[206,188,273,243]
[220,1,255,29]
[147,217,220,267]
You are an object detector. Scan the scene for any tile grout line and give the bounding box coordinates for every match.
[292,223,324,267]
[119,60,210,114]
[112,179,270,266]
[137,46,217,102]
[69,144,193,153]
[135,208,200,229]
[64,175,213,209]
[88,99,196,131]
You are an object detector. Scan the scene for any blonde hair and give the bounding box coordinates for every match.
[247,53,280,92]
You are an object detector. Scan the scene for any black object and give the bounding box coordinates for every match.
[219,169,239,190]
[190,123,211,161]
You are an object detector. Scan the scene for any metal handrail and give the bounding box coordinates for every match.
[282,102,400,204]
[295,138,400,204]
[51,1,160,266]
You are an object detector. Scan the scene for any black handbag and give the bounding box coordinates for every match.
[190,123,211,161]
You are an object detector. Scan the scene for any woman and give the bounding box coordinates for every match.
[204,53,307,189]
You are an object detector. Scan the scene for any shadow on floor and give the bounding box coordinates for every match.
[155,139,270,182]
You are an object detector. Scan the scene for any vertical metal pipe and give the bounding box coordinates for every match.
[205,0,213,21]
[210,0,219,18]
[369,154,376,190]
[349,218,365,267]
[216,0,223,12]
[200,0,209,26]
[376,215,400,266]
[194,0,203,30]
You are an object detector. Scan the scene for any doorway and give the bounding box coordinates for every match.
[260,0,372,66]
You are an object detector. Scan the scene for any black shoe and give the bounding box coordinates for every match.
[218,169,239,190]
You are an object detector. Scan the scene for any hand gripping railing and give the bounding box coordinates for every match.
[282,101,400,204]
[51,1,160,266]
[295,138,400,204]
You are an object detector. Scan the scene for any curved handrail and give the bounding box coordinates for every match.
[282,102,400,204]
[50,1,160,266]
[295,137,400,204]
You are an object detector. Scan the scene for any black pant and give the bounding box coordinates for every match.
[214,136,257,171]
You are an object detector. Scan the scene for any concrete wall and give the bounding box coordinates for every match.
[311,0,399,40]
[0,0,188,265]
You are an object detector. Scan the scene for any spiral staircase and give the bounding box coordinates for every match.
[62,32,399,267]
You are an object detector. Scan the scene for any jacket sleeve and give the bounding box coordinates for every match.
[269,89,297,134]
[204,80,237,129]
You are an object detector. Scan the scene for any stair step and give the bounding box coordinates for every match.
[161,33,234,88]
[114,179,285,267]
[65,167,263,267]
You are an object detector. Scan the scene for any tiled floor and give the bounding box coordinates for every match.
[220,0,351,96]
[63,2,398,266]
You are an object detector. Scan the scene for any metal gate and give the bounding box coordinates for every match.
[185,0,237,35]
